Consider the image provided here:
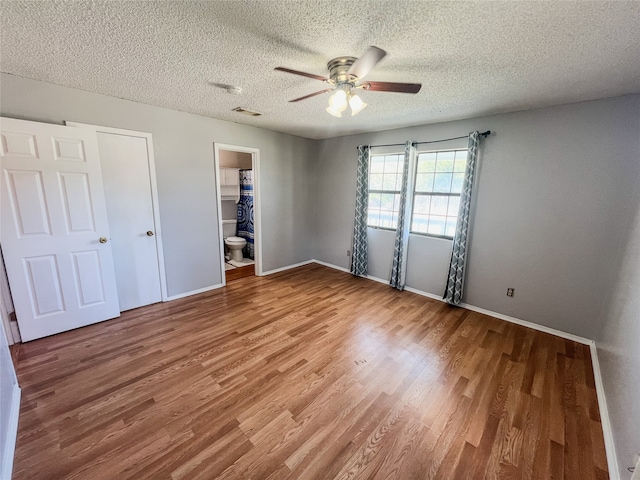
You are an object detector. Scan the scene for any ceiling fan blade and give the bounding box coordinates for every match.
[361,81,422,94]
[347,46,386,80]
[289,88,335,102]
[275,67,329,82]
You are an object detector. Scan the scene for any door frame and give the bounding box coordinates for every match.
[65,122,169,302]
[213,143,262,285]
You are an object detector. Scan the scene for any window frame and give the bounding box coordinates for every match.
[409,147,468,240]
[366,152,404,231]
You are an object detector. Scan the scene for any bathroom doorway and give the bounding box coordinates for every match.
[213,143,261,284]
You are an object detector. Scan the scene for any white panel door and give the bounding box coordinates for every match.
[0,117,120,341]
[92,132,162,311]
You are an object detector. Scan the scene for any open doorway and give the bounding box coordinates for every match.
[214,143,261,284]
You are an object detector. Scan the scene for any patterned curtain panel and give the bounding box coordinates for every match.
[444,131,480,305]
[390,141,417,290]
[236,169,254,259]
[351,145,370,277]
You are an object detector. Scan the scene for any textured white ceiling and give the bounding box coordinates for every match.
[1,1,640,140]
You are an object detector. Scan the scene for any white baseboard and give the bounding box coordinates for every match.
[404,286,445,302]
[589,344,620,480]
[365,274,389,285]
[457,302,592,346]
[261,260,314,276]
[1,384,20,480]
[311,259,350,273]
[164,283,224,301]
[10,322,21,344]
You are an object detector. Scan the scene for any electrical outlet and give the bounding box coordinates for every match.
[347,250,351,257]
[506,288,514,297]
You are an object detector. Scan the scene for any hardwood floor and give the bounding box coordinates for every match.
[12,264,608,479]
[225,264,255,282]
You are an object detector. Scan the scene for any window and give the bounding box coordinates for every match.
[411,149,468,238]
[367,153,403,229]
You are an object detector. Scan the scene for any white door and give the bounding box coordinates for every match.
[0,117,120,341]
[88,130,163,311]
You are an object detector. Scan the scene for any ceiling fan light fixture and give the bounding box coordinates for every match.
[349,94,367,116]
[326,88,350,117]
[326,106,343,117]
[328,89,348,108]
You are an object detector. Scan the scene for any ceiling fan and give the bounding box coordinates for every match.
[275,46,422,117]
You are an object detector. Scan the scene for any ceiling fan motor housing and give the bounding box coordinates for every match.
[327,56,357,85]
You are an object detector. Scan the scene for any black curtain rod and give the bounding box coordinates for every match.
[368,130,491,149]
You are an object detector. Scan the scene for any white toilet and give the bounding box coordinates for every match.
[224,236,247,262]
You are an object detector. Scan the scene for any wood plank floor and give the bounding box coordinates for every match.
[225,264,255,282]
[11,264,608,479]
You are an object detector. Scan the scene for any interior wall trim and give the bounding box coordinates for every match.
[590,344,621,480]
[164,283,224,301]
[1,384,20,480]
[261,260,314,276]
[312,259,350,273]
[455,302,592,346]
[311,258,619,478]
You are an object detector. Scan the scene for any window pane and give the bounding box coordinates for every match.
[427,216,446,236]
[451,172,465,193]
[453,151,467,172]
[369,192,381,210]
[384,155,400,174]
[390,212,399,228]
[379,209,396,229]
[445,217,458,237]
[393,156,404,173]
[412,214,429,233]
[368,151,401,229]
[433,173,453,192]
[417,153,433,172]
[413,195,430,214]
[380,193,395,211]
[371,155,384,173]
[392,194,401,213]
[415,173,434,192]
[418,153,436,173]
[436,151,455,172]
[370,173,383,190]
[430,196,448,216]
[447,196,460,216]
[382,173,397,191]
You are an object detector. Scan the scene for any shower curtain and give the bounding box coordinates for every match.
[236,169,254,259]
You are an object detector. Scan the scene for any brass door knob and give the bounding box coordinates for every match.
[146,231,154,236]
[99,237,108,243]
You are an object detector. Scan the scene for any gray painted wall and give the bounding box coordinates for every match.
[313,95,640,340]
[596,178,640,478]
[0,73,316,296]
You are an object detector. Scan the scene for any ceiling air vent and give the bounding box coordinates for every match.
[232,107,262,117]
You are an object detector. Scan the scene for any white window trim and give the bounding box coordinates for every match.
[366,152,404,230]
[409,147,468,240]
